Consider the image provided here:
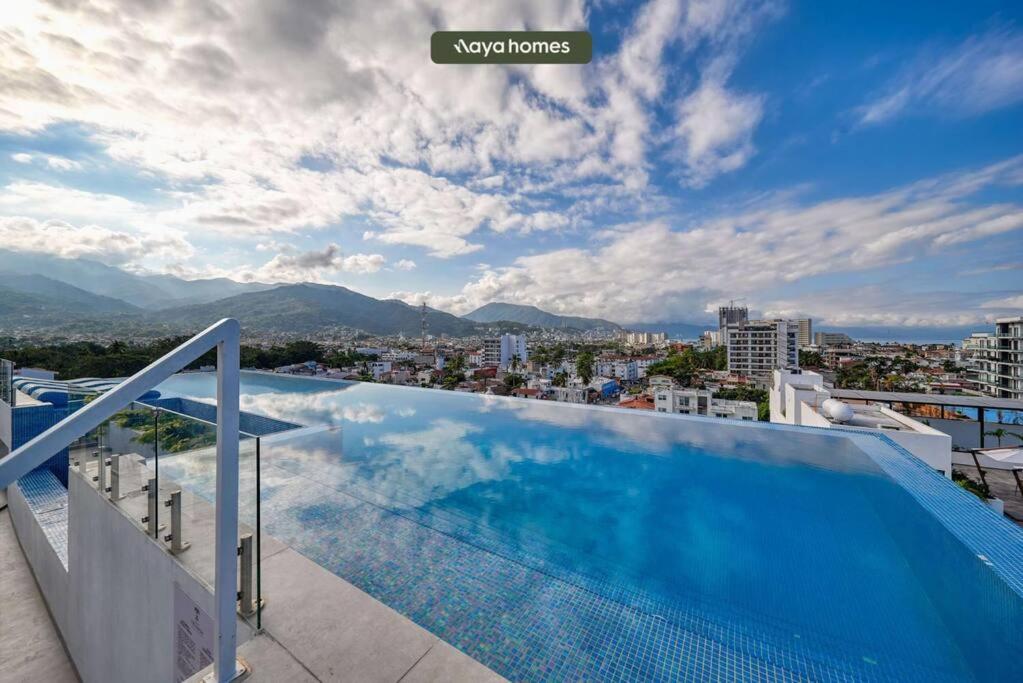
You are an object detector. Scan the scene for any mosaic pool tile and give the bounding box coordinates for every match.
[17,468,69,569]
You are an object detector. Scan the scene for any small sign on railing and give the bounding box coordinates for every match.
[174,582,214,682]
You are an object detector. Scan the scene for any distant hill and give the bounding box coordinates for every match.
[0,250,274,309]
[159,283,481,337]
[465,302,620,331]
[0,283,141,329]
[0,273,141,314]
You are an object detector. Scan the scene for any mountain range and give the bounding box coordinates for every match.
[464,303,620,331]
[0,249,274,309]
[0,252,620,338]
[0,251,977,343]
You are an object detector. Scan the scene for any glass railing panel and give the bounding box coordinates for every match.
[136,404,261,626]
[68,402,160,535]
[240,433,260,627]
[147,406,220,590]
[65,394,264,626]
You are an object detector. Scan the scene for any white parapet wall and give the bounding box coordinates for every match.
[0,397,11,453]
[770,369,952,476]
[8,464,252,683]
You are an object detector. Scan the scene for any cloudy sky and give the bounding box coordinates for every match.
[1,0,1022,328]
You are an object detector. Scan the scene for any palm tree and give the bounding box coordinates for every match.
[985,428,1023,446]
[985,428,1010,447]
[510,353,521,373]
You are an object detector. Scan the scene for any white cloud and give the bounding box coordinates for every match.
[341,253,386,275]
[7,152,80,170]
[1,181,147,226]
[675,74,763,187]
[397,157,1023,326]
[0,215,192,265]
[0,0,780,267]
[232,243,387,283]
[859,27,1023,125]
[765,287,1022,328]
[982,294,1023,310]
[394,259,417,271]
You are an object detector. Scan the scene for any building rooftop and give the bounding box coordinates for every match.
[830,404,914,431]
[829,388,1023,411]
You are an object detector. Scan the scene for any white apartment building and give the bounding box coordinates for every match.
[622,331,667,346]
[369,360,392,379]
[726,319,799,381]
[481,334,529,369]
[653,388,758,420]
[699,330,721,350]
[769,369,951,475]
[633,356,659,378]
[550,385,589,403]
[596,359,639,382]
[381,349,417,362]
[970,317,1023,400]
[797,319,812,349]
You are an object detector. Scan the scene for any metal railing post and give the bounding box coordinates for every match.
[238,533,255,617]
[143,477,159,538]
[164,490,189,554]
[110,455,122,500]
[214,321,241,682]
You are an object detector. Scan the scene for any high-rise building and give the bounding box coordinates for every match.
[718,304,748,333]
[797,319,812,348]
[483,334,529,369]
[970,317,1022,400]
[813,331,853,348]
[726,319,799,381]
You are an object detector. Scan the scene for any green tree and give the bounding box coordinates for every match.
[575,351,594,385]
[504,373,525,389]
[441,354,466,389]
[799,350,824,368]
[552,371,568,387]
[647,351,697,387]
[549,344,566,365]
[984,428,1023,447]
[714,387,770,421]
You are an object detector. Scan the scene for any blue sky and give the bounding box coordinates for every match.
[0,0,1021,328]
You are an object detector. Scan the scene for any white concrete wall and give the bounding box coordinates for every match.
[7,483,70,635]
[925,418,1019,451]
[11,467,251,683]
[66,469,252,683]
[770,370,952,475]
[0,398,12,453]
[872,407,952,475]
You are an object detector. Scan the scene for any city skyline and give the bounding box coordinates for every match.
[1,0,1022,331]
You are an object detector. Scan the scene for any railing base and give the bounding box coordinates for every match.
[189,657,250,683]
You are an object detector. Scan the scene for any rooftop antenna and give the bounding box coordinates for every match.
[420,300,428,352]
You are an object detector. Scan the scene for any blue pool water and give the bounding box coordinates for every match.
[156,371,1023,681]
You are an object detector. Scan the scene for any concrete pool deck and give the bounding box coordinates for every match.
[954,463,1023,527]
[65,455,507,683]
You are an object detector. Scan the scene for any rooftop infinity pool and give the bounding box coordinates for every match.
[155,371,1023,681]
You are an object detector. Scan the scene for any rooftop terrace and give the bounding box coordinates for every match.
[3,336,1023,682]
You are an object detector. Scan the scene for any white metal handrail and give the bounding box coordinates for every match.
[0,318,243,683]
